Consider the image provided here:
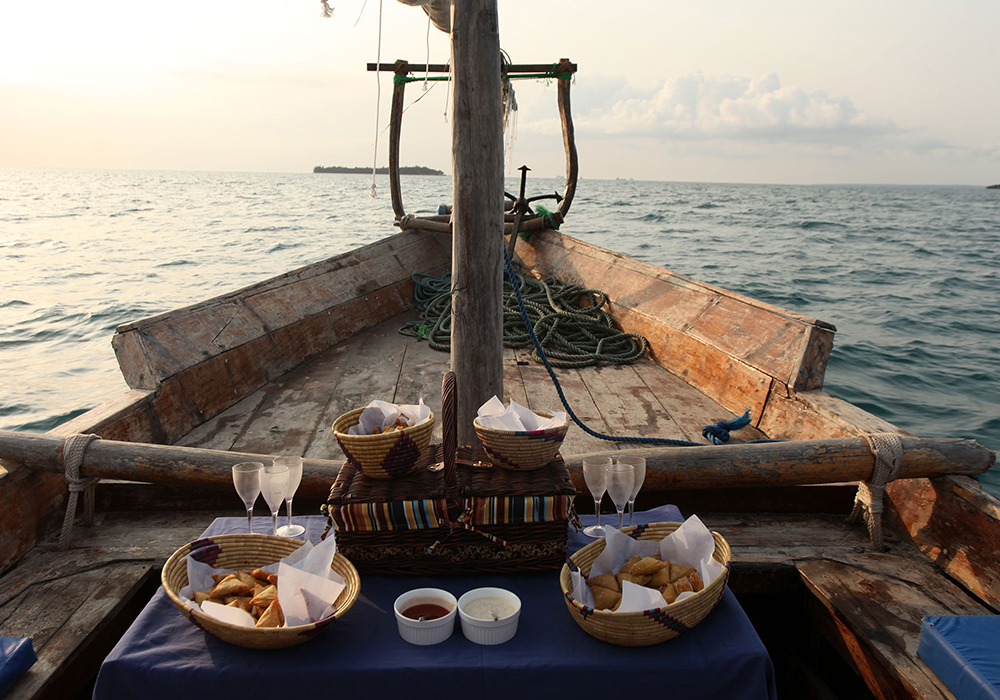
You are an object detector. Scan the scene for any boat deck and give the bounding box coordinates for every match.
[173,312,767,458]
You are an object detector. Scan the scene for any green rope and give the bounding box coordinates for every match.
[400,268,649,368]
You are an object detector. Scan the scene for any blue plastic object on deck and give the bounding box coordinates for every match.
[0,637,37,697]
[918,616,1000,700]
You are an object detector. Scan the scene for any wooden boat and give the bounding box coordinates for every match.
[1,12,997,700]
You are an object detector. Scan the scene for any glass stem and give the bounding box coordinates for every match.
[594,498,602,528]
[272,510,279,536]
[618,508,624,530]
[286,498,293,528]
[246,507,253,534]
[628,500,635,526]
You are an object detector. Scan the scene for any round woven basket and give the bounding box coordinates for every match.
[332,408,436,479]
[559,522,731,646]
[473,412,568,471]
[162,534,360,649]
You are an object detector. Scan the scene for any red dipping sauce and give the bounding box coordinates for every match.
[402,601,451,620]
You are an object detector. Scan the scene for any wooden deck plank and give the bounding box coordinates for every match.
[6,562,154,700]
[576,363,690,443]
[798,556,986,700]
[300,319,415,462]
[512,347,618,456]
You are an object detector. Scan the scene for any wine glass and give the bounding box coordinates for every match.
[582,456,612,538]
[260,464,290,536]
[617,455,647,526]
[232,462,263,534]
[273,456,305,537]
[606,463,634,531]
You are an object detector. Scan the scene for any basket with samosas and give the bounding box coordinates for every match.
[559,520,731,646]
[162,534,360,649]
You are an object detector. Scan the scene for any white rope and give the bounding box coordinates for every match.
[423,13,431,92]
[369,0,384,199]
[849,432,904,551]
[59,433,101,551]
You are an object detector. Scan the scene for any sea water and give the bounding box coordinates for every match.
[2,169,998,494]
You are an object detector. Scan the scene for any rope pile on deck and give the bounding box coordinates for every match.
[401,267,649,368]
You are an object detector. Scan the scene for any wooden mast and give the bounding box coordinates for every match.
[450,0,504,446]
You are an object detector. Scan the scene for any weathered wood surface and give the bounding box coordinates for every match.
[3,432,989,506]
[887,474,1000,611]
[563,437,993,492]
[0,509,214,699]
[516,230,836,423]
[798,555,986,700]
[450,0,505,446]
[555,58,578,219]
[109,230,450,446]
[388,60,408,220]
[0,466,66,578]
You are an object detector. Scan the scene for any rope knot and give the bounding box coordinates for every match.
[849,432,904,551]
[702,409,752,445]
[59,433,101,550]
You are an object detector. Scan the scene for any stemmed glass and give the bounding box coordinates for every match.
[582,456,612,538]
[617,455,647,526]
[273,456,305,537]
[260,464,290,536]
[606,463,635,531]
[232,462,263,534]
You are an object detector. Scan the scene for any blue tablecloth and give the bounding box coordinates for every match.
[94,506,776,700]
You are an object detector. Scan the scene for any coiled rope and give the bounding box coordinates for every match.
[848,432,904,552]
[402,242,758,446]
[402,268,649,368]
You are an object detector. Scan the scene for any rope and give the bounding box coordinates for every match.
[401,244,757,447]
[401,268,651,368]
[59,433,100,551]
[848,432,904,551]
[369,0,383,199]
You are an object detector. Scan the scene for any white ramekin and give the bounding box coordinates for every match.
[457,587,522,645]
[393,587,457,646]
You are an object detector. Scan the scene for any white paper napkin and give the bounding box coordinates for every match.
[348,399,431,435]
[180,533,345,628]
[476,395,567,431]
[571,514,724,612]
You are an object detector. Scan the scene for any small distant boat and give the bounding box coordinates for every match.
[1,10,996,700]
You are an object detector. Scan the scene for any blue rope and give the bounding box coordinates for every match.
[503,240,714,446]
[702,409,751,445]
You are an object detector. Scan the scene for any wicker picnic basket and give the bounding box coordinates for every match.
[559,522,731,646]
[332,407,436,479]
[162,534,360,649]
[473,411,569,471]
[325,372,577,575]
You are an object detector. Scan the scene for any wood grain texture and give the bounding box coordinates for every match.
[450,0,505,446]
[886,474,1000,610]
[798,555,986,700]
[516,230,836,413]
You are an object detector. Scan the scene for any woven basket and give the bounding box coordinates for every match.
[559,522,731,646]
[162,534,360,649]
[473,411,568,470]
[332,408,436,479]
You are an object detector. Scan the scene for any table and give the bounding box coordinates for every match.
[94,506,776,700]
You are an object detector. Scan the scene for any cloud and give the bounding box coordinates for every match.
[571,72,900,146]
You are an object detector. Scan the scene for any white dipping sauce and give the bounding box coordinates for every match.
[463,597,516,621]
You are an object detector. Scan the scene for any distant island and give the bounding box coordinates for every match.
[313,165,444,175]
[988,184,1000,189]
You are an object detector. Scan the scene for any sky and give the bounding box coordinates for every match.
[1,0,998,185]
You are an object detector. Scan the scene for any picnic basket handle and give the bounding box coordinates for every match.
[442,371,458,496]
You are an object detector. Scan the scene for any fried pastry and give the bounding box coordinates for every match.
[659,583,678,604]
[689,572,704,592]
[256,599,284,628]
[630,556,668,575]
[587,572,619,592]
[669,562,696,583]
[591,586,622,611]
[617,571,652,587]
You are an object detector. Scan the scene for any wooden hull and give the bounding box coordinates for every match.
[1,226,997,700]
